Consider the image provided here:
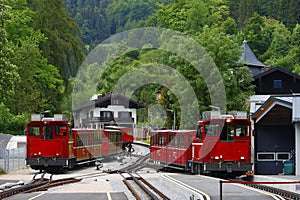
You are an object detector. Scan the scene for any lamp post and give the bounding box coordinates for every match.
[166,109,176,130]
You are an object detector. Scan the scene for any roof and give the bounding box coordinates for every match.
[6,136,26,150]
[253,66,300,80]
[239,40,266,68]
[252,96,293,123]
[73,93,145,112]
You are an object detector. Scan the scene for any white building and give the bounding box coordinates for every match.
[73,94,144,129]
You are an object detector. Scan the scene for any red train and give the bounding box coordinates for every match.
[150,113,252,177]
[25,114,133,172]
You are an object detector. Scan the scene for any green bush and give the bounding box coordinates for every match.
[0,103,28,135]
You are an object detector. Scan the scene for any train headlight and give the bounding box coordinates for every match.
[214,156,219,160]
[56,153,60,157]
[240,156,245,160]
[38,152,41,156]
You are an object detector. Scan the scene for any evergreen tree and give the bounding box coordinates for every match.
[27,0,85,78]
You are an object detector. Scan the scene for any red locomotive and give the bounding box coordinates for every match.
[26,114,131,172]
[150,112,252,177]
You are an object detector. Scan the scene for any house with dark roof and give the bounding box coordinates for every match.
[239,40,267,77]
[253,67,300,95]
[73,93,144,129]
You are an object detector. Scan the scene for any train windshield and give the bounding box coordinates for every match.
[55,125,68,136]
[220,123,234,141]
[196,124,202,139]
[28,125,40,136]
[43,126,52,140]
[236,124,250,136]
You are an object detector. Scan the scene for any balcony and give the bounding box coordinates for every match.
[81,117,134,125]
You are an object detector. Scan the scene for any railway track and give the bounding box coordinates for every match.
[224,178,300,200]
[0,172,80,199]
[0,143,152,199]
[121,173,170,200]
[117,149,172,200]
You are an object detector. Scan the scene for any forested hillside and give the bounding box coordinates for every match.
[64,0,300,49]
[66,0,300,128]
[64,0,169,50]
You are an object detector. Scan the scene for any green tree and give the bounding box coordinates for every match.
[27,0,85,79]
[0,0,19,103]
[4,0,65,114]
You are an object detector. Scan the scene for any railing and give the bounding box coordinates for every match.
[0,146,26,173]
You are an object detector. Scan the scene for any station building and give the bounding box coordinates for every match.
[249,68,300,175]
[240,40,300,175]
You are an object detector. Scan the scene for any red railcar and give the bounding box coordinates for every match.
[150,115,252,177]
[150,130,196,168]
[26,115,125,172]
[188,117,252,177]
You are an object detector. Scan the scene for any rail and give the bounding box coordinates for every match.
[220,179,300,200]
[0,172,81,199]
[122,173,170,200]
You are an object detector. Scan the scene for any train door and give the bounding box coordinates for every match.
[68,129,74,158]
[102,131,109,155]
[167,132,174,163]
[178,133,188,165]
[160,132,167,164]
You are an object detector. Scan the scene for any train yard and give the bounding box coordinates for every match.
[0,143,299,200]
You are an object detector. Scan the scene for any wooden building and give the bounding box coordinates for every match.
[253,67,300,95]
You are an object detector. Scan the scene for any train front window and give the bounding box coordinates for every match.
[55,125,68,136]
[220,124,234,141]
[196,124,202,139]
[43,126,52,140]
[204,124,218,136]
[28,126,40,136]
[236,124,249,137]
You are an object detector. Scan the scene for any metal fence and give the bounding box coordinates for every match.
[0,146,26,173]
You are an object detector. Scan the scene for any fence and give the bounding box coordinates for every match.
[0,145,26,173]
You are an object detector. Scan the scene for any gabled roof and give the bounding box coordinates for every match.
[239,40,266,68]
[73,93,145,112]
[94,93,144,108]
[252,96,292,123]
[253,66,300,80]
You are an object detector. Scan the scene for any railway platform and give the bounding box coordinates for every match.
[161,173,298,200]
[243,174,300,195]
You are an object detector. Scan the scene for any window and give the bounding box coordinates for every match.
[90,111,94,118]
[160,134,166,146]
[101,111,113,118]
[273,80,282,88]
[179,135,185,148]
[28,126,40,136]
[257,153,275,161]
[276,153,290,161]
[55,125,68,136]
[236,124,249,137]
[43,126,52,140]
[168,134,175,147]
[220,124,234,141]
[118,112,131,118]
[196,124,202,139]
[204,124,218,136]
[112,99,119,105]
